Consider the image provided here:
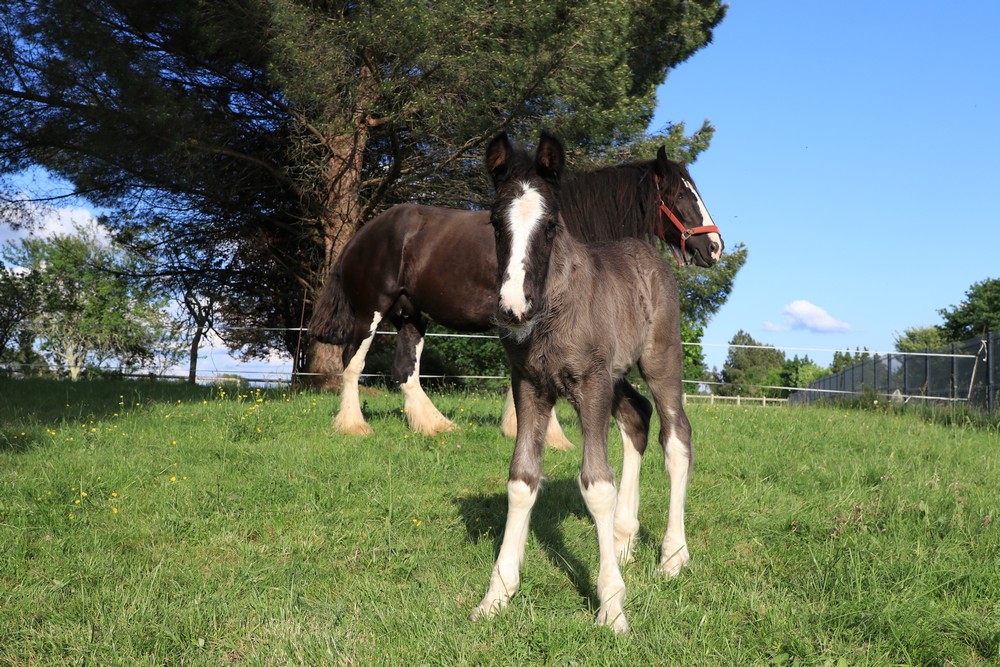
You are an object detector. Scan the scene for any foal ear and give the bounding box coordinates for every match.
[485,132,513,183]
[535,131,565,182]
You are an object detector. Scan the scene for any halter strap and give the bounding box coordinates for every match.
[653,175,721,265]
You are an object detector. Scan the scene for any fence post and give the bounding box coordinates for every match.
[925,347,930,397]
[989,332,995,413]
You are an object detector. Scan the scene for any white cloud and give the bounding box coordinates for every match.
[0,204,103,247]
[765,300,851,334]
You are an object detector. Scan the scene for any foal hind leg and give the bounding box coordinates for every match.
[333,312,383,436]
[612,380,653,565]
[502,387,575,450]
[394,320,457,436]
[641,366,693,577]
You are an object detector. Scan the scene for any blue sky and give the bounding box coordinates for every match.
[5,3,998,381]
[649,1,1000,371]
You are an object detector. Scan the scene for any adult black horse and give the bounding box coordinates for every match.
[308,147,723,444]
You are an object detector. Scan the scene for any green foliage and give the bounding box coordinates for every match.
[670,243,748,330]
[829,348,870,374]
[894,325,948,352]
[938,277,1000,340]
[716,329,786,397]
[0,0,728,363]
[1,378,997,664]
[1,221,181,379]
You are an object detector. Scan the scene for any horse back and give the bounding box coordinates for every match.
[340,204,498,331]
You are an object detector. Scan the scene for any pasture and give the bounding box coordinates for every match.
[0,378,997,665]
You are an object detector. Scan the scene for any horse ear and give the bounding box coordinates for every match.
[655,145,669,177]
[485,132,513,183]
[536,131,565,182]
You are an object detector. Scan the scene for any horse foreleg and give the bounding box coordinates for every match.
[502,386,574,450]
[472,380,549,621]
[579,389,628,634]
[396,323,457,436]
[333,312,382,437]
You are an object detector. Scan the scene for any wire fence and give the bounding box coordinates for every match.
[791,333,997,412]
[4,328,995,412]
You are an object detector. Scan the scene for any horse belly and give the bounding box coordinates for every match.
[407,222,498,332]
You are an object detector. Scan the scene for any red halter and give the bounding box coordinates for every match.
[654,175,721,265]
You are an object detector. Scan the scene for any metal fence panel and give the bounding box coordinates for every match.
[793,333,996,411]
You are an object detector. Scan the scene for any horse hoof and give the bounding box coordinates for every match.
[659,545,690,577]
[333,418,373,437]
[545,434,575,451]
[596,607,629,635]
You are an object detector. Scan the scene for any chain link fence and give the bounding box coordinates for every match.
[792,333,997,412]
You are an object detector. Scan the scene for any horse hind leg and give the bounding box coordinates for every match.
[641,366,693,577]
[333,312,383,436]
[502,386,575,450]
[612,380,652,565]
[394,320,458,436]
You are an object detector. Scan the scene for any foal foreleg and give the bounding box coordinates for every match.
[333,313,383,436]
[472,383,550,621]
[502,387,574,451]
[579,392,628,634]
[396,323,458,436]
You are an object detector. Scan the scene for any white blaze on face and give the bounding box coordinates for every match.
[499,182,546,319]
[682,177,723,262]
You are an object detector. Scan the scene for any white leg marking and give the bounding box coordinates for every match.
[472,480,537,621]
[333,312,382,436]
[544,406,574,451]
[580,478,628,634]
[615,424,642,564]
[500,386,518,439]
[660,414,691,576]
[401,338,458,436]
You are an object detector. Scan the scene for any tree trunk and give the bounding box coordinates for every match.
[187,327,202,384]
[303,67,378,390]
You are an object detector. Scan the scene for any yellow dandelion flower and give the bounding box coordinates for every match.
[74,499,81,505]
[81,491,87,497]
[111,492,118,498]
[170,476,177,482]
[112,507,118,514]
[69,513,75,520]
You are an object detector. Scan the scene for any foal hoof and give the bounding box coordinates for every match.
[596,607,629,635]
[470,599,504,622]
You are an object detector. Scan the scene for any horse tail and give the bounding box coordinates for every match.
[308,268,355,345]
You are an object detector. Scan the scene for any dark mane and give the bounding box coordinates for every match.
[559,158,693,246]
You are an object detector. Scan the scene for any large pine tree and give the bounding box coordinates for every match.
[0,0,727,381]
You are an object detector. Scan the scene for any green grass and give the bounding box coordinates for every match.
[1,377,997,665]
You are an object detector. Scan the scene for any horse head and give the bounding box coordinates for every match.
[485,131,565,334]
[653,147,724,268]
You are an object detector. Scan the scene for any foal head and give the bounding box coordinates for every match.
[485,131,565,336]
[653,148,724,268]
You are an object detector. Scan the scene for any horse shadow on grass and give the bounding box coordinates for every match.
[454,477,602,611]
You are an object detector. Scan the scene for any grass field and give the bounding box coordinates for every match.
[1,377,997,665]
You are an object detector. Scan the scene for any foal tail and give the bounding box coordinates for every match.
[308,269,355,345]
